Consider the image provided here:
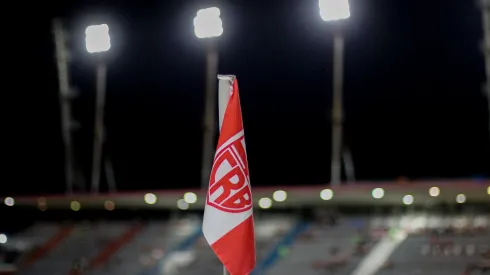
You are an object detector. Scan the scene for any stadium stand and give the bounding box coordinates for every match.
[18,222,134,275]
[264,215,490,275]
[20,224,74,268]
[266,217,379,275]
[376,227,490,275]
[2,214,488,275]
[1,184,488,275]
[0,223,72,274]
[172,215,295,275]
[89,216,201,275]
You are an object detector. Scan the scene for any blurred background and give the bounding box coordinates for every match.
[1,0,489,274]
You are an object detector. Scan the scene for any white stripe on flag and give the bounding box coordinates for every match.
[203,205,253,245]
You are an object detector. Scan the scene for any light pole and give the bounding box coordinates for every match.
[319,0,351,187]
[53,19,76,194]
[480,0,490,141]
[85,23,111,193]
[194,7,223,190]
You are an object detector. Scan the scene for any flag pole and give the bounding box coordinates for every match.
[201,40,219,190]
[217,75,235,129]
[217,74,235,275]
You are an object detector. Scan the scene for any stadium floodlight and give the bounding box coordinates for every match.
[272,190,287,202]
[429,186,440,197]
[194,7,223,38]
[258,197,272,209]
[402,195,414,205]
[177,199,190,210]
[372,188,384,199]
[195,7,223,191]
[70,201,81,211]
[487,186,490,195]
[85,24,111,194]
[320,189,334,200]
[319,0,351,187]
[104,200,115,211]
[319,0,351,21]
[85,24,111,53]
[144,193,157,205]
[456,194,466,204]
[0,234,6,244]
[183,192,198,204]
[4,197,14,207]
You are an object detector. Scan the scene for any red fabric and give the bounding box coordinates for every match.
[207,79,256,275]
[218,81,242,144]
[211,215,256,275]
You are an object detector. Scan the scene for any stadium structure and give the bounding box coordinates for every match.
[0,180,489,275]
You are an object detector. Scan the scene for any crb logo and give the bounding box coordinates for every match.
[207,131,252,213]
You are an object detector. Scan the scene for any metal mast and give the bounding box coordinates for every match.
[481,0,490,138]
[53,19,77,194]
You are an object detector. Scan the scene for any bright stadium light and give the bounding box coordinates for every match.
[320,189,334,200]
[194,7,223,38]
[4,197,14,207]
[104,200,115,211]
[456,194,466,204]
[272,190,287,202]
[183,192,197,204]
[177,199,189,210]
[85,24,111,53]
[402,195,414,205]
[319,0,351,22]
[258,197,272,209]
[429,186,440,197]
[487,186,490,195]
[144,193,157,205]
[0,234,6,244]
[372,188,385,199]
[70,201,81,211]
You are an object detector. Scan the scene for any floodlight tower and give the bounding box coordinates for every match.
[480,0,490,139]
[194,7,223,190]
[85,24,111,193]
[53,19,79,194]
[319,0,351,187]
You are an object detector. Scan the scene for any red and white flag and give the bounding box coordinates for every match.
[203,77,256,275]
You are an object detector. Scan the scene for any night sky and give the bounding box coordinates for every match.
[3,0,488,196]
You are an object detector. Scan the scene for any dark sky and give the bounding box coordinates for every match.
[3,0,488,195]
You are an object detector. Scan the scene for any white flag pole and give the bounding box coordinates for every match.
[217,75,236,129]
[217,74,236,275]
